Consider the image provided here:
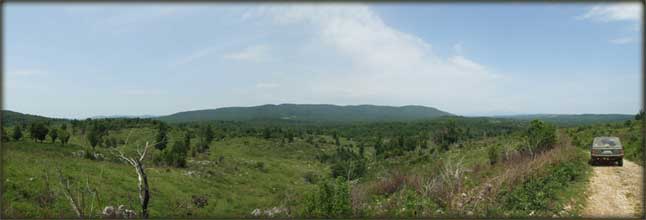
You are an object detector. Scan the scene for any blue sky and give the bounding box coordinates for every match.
[4,3,642,118]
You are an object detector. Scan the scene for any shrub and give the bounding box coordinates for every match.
[524,120,556,156]
[12,125,23,141]
[488,145,500,165]
[302,178,352,217]
[59,129,71,145]
[154,141,188,168]
[499,149,588,216]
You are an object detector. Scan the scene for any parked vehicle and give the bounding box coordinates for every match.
[591,136,623,166]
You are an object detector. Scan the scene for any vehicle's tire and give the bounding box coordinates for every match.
[618,159,623,166]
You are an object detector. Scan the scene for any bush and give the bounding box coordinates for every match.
[302,178,351,217]
[488,145,500,165]
[524,120,556,156]
[154,141,188,168]
[499,150,588,216]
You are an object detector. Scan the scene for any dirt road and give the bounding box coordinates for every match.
[581,159,643,217]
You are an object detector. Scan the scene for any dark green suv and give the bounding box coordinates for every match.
[590,136,623,166]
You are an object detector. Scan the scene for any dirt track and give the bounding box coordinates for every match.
[581,159,643,217]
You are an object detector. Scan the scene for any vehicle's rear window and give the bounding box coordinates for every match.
[593,138,621,148]
[601,139,616,146]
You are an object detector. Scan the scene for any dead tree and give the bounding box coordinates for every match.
[113,141,151,218]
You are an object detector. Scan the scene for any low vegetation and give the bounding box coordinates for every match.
[1,109,641,218]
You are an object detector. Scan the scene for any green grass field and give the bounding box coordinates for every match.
[3,117,630,218]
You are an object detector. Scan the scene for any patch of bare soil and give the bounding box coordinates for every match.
[582,159,643,217]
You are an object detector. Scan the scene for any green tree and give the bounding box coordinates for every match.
[334,134,341,146]
[263,127,271,139]
[183,131,191,149]
[49,128,59,143]
[194,125,215,153]
[86,129,101,149]
[374,136,384,156]
[200,124,215,144]
[30,123,49,142]
[12,125,23,141]
[162,140,188,168]
[286,131,295,143]
[433,119,462,152]
[154,123,169,150]
[59,129,71,145]
[525,120,556,156]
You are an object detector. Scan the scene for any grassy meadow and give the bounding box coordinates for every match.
[2,112,642,218]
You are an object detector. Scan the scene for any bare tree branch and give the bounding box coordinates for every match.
[112,138,151,218]
[139,142,150,162]
[57,168,83,218]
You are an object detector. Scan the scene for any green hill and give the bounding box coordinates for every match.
[1,110,64,126]
[157,104,453,123]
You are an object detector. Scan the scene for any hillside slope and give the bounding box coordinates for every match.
[1,110,63,126]
[157,104,453,123]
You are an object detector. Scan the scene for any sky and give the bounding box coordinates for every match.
[3,2,643,118]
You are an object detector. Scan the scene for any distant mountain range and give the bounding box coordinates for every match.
[156,104,453,123]
[2,104,637,126]
[90,115,158,119]
[495,114,635,126]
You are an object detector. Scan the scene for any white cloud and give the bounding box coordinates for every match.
[223,45,270,62]
[609,37,636,44]
[243,4,502,113]
[578,3,642,22]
